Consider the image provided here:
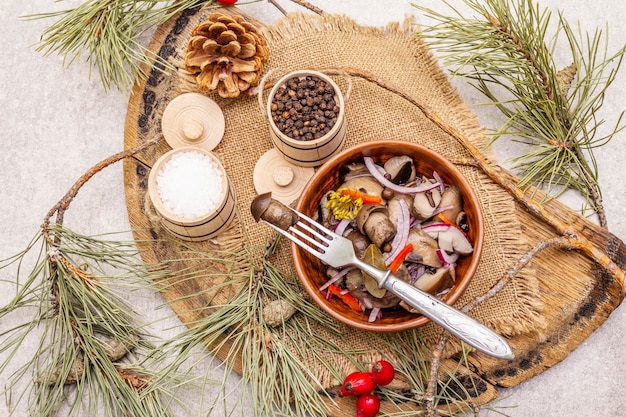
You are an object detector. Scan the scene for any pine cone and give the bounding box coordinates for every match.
[185,13,269,98]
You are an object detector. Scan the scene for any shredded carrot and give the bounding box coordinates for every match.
[327,284,362,311]
[340,188,382,205]
[389,243,414,273]
[436,213,467,236]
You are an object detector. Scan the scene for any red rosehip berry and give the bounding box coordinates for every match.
[370,360,395,386]
[217,0,238,5]
[356,394,381,417]
[340,371,376,397]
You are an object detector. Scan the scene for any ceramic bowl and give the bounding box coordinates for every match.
[293,140,484,332]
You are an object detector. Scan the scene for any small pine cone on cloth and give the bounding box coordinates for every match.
[185,13,269,98]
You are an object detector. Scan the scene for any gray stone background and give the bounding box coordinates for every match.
[1,1,624,416]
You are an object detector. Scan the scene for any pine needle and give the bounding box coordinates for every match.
[415,0,626,224]
[0,226,195,417]
[24,0,221,91]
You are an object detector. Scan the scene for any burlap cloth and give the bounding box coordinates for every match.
[144,10,546,387]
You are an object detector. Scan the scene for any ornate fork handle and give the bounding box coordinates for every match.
[353,258,514,360]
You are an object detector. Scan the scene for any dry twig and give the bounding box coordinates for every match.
[423,237,575,416]
[42,135,162,244]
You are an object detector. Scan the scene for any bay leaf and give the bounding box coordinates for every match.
[362,244,387,298]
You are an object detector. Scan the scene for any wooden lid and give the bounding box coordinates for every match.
[162,93,225,151]
[253,149,315,205]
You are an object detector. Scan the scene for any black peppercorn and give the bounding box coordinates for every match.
[270,75,341,141]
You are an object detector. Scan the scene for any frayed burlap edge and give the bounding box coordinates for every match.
[262,12,546,338]
[156,10,548,389]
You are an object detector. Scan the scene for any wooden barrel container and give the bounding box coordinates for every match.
[267,70,347,167]
[148,147,236,241]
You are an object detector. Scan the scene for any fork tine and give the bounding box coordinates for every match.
[293,220,332,242]
[263,221,324,258]
[290,209,336,237]
[290,224,329,252]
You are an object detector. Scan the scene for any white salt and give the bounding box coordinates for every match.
[156,150,224,219]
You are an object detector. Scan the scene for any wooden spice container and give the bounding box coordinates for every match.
[148,147,236,241]
[267,70,347,167]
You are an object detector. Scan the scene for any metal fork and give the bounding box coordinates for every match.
[264,208,514,361]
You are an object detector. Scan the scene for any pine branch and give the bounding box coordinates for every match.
[24,0,219,92]
[415,0,626,227]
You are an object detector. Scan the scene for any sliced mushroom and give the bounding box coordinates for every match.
[338,162,372,182]
[412,177,442,220]
[456,211,469,233]
[318,190,334,227]
[355,204,396,249]
[415,267,453,293]
[326,267,340,280]
[405,229,442,268]
[344,229,371,259]
[399,268,453,312]
[250,192,298,230]
[436,186,463,223]
[386,194,414,227]
[339,176,384,198]
[383,155,416,184]
[438,227,474,255]
[344,268,364,292]
[347,268,407,309]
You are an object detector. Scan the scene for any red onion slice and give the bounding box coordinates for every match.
[363,157,440,194]
[431,204,454,217]
[436,249,459,268]
[319,266,356,291]
[368,307,381,323]
[384,198,411,264]
[333,218,350,236]
[421,222,451,233]
[433,170,446,194]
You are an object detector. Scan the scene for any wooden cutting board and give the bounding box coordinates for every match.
[122,5,626,414]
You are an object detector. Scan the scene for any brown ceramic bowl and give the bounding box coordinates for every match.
[293,140,484,332]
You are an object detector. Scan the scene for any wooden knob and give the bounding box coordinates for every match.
[273,166,294,186]
[182,119,204,141]
[253,149,315,205]
[161,93,225,151]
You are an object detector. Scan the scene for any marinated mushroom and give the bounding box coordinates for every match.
[355,204,396,249]
[383,155,416,184]
[436,185,463,224]
[338,162,372,182]
[386,194,414,227]
[414,267,452,293]
[339,176,384,198]
[438,227,474,255]
[344,229,371,259]
[400,268,453,313]
[344,268,364,292]
[318,190,334,227]
[456,211,469,233]
[250,192,298,230]
[405,229,443,268]
[412,177,442,220]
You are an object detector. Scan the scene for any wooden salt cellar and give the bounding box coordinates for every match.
[148,147,236,241]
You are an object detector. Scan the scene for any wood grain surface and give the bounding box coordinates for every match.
[122,6,626,414]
